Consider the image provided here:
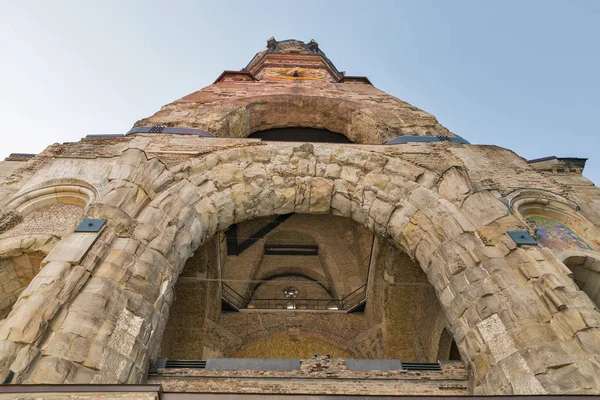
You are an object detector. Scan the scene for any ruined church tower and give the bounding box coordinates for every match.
[0,38,600,398]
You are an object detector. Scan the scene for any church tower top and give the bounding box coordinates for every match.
[136,37,459,143]
[242,37,344,83]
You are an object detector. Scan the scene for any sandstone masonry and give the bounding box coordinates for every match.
[0,38,599,396]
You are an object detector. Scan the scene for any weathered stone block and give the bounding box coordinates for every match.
[461,192,508,229]
[309,178,333,213]
[42,233,101,266]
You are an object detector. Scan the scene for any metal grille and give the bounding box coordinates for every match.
[8,153,36,157]
[264,244,319,256]
[125,126,214,136]
[149,126,165,133]
[164,360,207,369]
[384,135,470,145]
[401,362,442,371]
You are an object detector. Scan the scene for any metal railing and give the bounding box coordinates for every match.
[221,282,367,312]
[247,298,342,310]
[221,282,247,310]
[339,284,367,310]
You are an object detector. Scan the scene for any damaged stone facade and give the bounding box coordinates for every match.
[150,356,469,396]
[0,38,600,396]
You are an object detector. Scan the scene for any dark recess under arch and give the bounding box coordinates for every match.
[249,127,352,143]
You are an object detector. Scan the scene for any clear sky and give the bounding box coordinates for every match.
[0,0,599,184]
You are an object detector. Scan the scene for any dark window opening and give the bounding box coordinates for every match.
[449,340,461,361]
[249,127,352,143]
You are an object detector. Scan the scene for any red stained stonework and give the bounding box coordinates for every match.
[136,39,455,143]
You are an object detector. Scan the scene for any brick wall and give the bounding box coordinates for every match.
[150,358,468,396]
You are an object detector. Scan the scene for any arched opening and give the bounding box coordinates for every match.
[157,235,222,360]
[0,251,47,320]
[509,190,600,253]
[510,191,600,310]
[364,239,449,361]
[564,254,600,309]
[437,328,462,361]
[5,181,96,218]
[249,127,352,143]
[158,213,453,362]
[221,214,370,306]
[0,183,93,321]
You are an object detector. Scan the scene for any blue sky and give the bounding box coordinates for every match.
[0,0,598,184]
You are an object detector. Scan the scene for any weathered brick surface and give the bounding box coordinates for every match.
[136,83,455,144]
[149,358,468,396]
[0,203,82,239]
[133,39,456,144]
[0,390,158,400]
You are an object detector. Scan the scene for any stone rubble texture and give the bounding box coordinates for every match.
[0,391,158,400]
[0,38,599,396]
[150,357,469,396]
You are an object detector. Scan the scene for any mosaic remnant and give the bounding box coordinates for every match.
[527,215,593,251]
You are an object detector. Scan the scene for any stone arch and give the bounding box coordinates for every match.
[6,180,97,215]
[0,181,97,323]
[558,251,600,309]
[252,268,330,292]
[231,95,365,142]
[142,94,400,144]
[437,328,462,361]
[508,188,600,249]
[0,235,56,321]
[5,146,600,394]
[135,144,538,391]
[0,180,97,240]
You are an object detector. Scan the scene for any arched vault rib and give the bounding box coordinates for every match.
[2,145,600,395]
